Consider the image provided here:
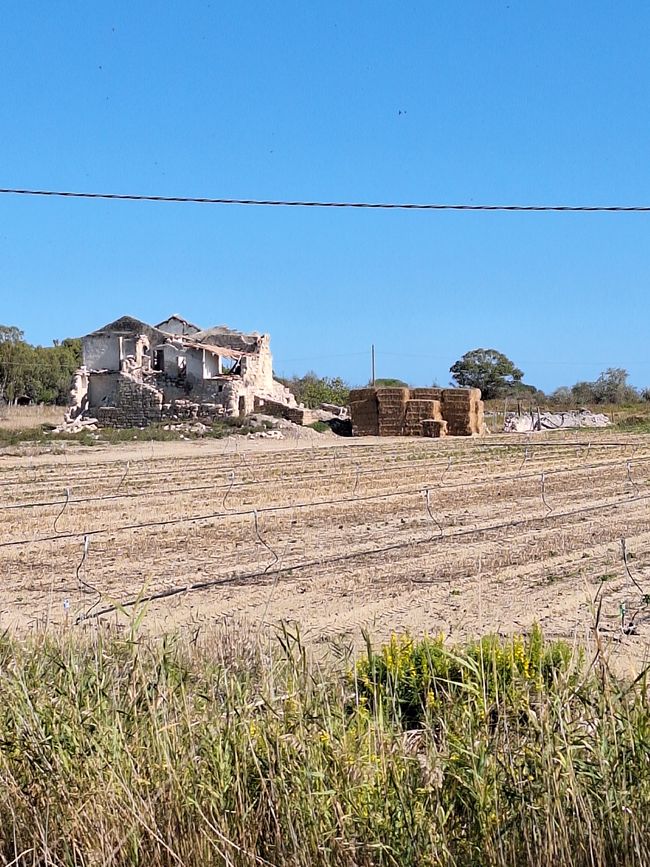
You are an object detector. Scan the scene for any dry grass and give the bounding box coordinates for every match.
[1,625,649,866]
[0,403,64,429]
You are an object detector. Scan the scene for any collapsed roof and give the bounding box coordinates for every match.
[85,316,265,355]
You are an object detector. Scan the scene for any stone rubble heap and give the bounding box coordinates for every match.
[51,415,100,434]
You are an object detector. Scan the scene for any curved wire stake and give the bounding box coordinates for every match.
[116,460,130,491]
[238,450,258,483]
[626,461,639,496]
[252,509,280,573]
[75,535,102,621]
[621,538,647,597]
[540,472,553,515]
[76,535,90,589]
[257,537,293,638]
[440,456,452,485]
[222,470,236,511]
[53,487,71,532]
[353,462,361,496]
[422,487,443,537]
[518,447,529,476]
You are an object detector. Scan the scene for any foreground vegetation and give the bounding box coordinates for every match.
[1,625,649,866]
[0,415,279,448]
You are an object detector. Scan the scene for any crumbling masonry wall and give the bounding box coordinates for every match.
[95,375,163,427]
[254,396,306,425]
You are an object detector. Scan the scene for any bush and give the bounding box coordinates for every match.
[353,626,575,726]
[281,371,350,408]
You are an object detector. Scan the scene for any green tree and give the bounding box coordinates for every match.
[373,378,409,388]
[565,369,638,406]
[0,325,27,403]
[449,348,524,399]
[283,372,350,408]
[592,368,638,404]
[0,327,81,405]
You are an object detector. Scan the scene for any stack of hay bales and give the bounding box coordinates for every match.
[376,387,409,436]
[348,388,379,436]
[441,388,483,436]
[402,399,443,436]
[348,386,484,437]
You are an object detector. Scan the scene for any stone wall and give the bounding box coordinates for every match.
[254,396,306,425]
[95,375,163,427]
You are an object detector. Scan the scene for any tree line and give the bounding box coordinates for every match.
[284,348,649,408]
[0,325,81,405]
[1,324,645,409]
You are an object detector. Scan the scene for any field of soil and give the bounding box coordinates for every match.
[2,431,650,673]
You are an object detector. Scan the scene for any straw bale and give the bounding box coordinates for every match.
[471,401,485,435]
[442,411,474,424]
[378,397,407,424]
[404,399,441,418]
[350,399,379,437]
[376,387,409,401]
[446,423,472,434]
[411,388,442,401]
[378,403,402,410]
[404,399,436,412]
[442,391,472,405]
[352,406,378,415]
[350,399,378,416]
[422,419,448,438]
[376,399,403,406]
[349,388,377,402]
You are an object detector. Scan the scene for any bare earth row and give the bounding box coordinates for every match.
[1,431,649,674]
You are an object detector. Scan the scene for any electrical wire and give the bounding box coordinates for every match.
[2,187,650,212]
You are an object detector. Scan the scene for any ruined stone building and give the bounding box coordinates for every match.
[69,315,297,427]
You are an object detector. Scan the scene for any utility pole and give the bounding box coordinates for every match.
[371,344,376,386]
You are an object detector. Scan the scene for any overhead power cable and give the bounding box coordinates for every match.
[2,188,650,212]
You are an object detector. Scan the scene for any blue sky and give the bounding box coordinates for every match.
[1,1,649,390]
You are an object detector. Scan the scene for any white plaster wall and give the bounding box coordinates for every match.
[88,373,119,406]
[157,317,199,336]
[203,352,221,378]
[186,348,204,384]
[83,335,120,371]
[162,344,184,376]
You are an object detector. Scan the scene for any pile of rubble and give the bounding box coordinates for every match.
[504,409,612,433]
[162,421,210,435]
[246,429,284,440]
[51,413,99,434]
[162,400,226,421]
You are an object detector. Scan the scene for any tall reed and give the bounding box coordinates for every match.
[0,625,648,866]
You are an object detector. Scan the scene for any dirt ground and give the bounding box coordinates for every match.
[2,430,650,674]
